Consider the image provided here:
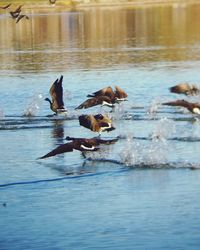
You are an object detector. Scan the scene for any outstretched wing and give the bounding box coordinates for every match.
[75,97,101,109]
[162,99,189,107]
[79,115,93,129]
[39,142,74,159]
[87,86,115,98]
[50,75,64,110]
[115,86,128,99]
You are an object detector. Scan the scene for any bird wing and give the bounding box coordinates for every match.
[87,86,115,98]
[39,142,74,159]
[115,86,128,99]
[1,3,11,9]
[50,75,64,110]
[94,138,118,144]
[162,99,189,107]
[75,97,101,109]
[94,114,112,124]
[79,115,93,129]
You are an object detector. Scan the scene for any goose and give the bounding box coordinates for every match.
[39,137,118,159]
[169,83,200,96]
[45,75,67,115]
[88,86,128,102]
[16,14,29,23]
[75,95,114,109]
[79,114,115,134]
[0,3,11,9]
[76,86,128,109]
[9,5,23,19]
[162,99,200,114]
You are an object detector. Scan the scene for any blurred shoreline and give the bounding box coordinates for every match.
[0,0,199,10]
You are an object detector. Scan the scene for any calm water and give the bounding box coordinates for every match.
[1,3,200,249]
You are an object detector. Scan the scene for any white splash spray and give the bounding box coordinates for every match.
[147,98,161,119]
[23,93,43,117]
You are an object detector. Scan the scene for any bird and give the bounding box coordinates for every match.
[79,114,115,135]
[76,86,128,109]
[49,0,57,4]
[9,5,23,19]
[162,99,200,114]
[45,75,67,115]
[75,95,114,109]
[0,3,11,9]
[39,137,118,159]
[88,86,128,102]
[169,83,200,96]
[16,14,29,23]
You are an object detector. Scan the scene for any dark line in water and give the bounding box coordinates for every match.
[0,168,127,189]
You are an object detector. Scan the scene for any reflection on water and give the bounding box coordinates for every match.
[1,3,200,72]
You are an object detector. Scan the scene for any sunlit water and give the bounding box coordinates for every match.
[1,3,200,249]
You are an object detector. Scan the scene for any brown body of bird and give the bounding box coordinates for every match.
[162,99,200,114]
[169,83,200,96]
[79,114,115,134]
[45,75,67,114]
[76,86,128,109]
[75,95,114,109]
[39,137,118,159]
[88,86,128,101]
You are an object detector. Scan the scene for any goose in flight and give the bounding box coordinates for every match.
[88,86,128,102]
[76,86,128,109]
[162,99,200,114]
[169,83,200,96]
[79,114,115,135]
[45,75,67,115]
[39,137,118,159]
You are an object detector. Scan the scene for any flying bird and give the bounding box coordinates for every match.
[0,3,11,9]
[88,86,128,102]
[79,114,115,135]
[39,137,118,159]
[75,95,114,109]
[76,86,128,109]
[169,83,200,96]
[45,75,67,115]
[16,14,29,23]
[9,5,23,19]
[162,99,200,114]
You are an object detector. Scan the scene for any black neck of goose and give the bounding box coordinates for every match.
[45,98,52,107]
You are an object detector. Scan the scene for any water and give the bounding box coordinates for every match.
[1,3,200,249]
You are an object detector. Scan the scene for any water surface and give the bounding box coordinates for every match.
[1,3,200,249]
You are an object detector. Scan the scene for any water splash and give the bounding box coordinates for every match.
[150,117,176,140]
[23,93,43,117]
[119,133,140,166]
[147,98,161,119]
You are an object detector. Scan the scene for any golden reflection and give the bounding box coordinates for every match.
[1,3,200,72]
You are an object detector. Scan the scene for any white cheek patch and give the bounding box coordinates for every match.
[193,108,200,114]
[80,144,95,151]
